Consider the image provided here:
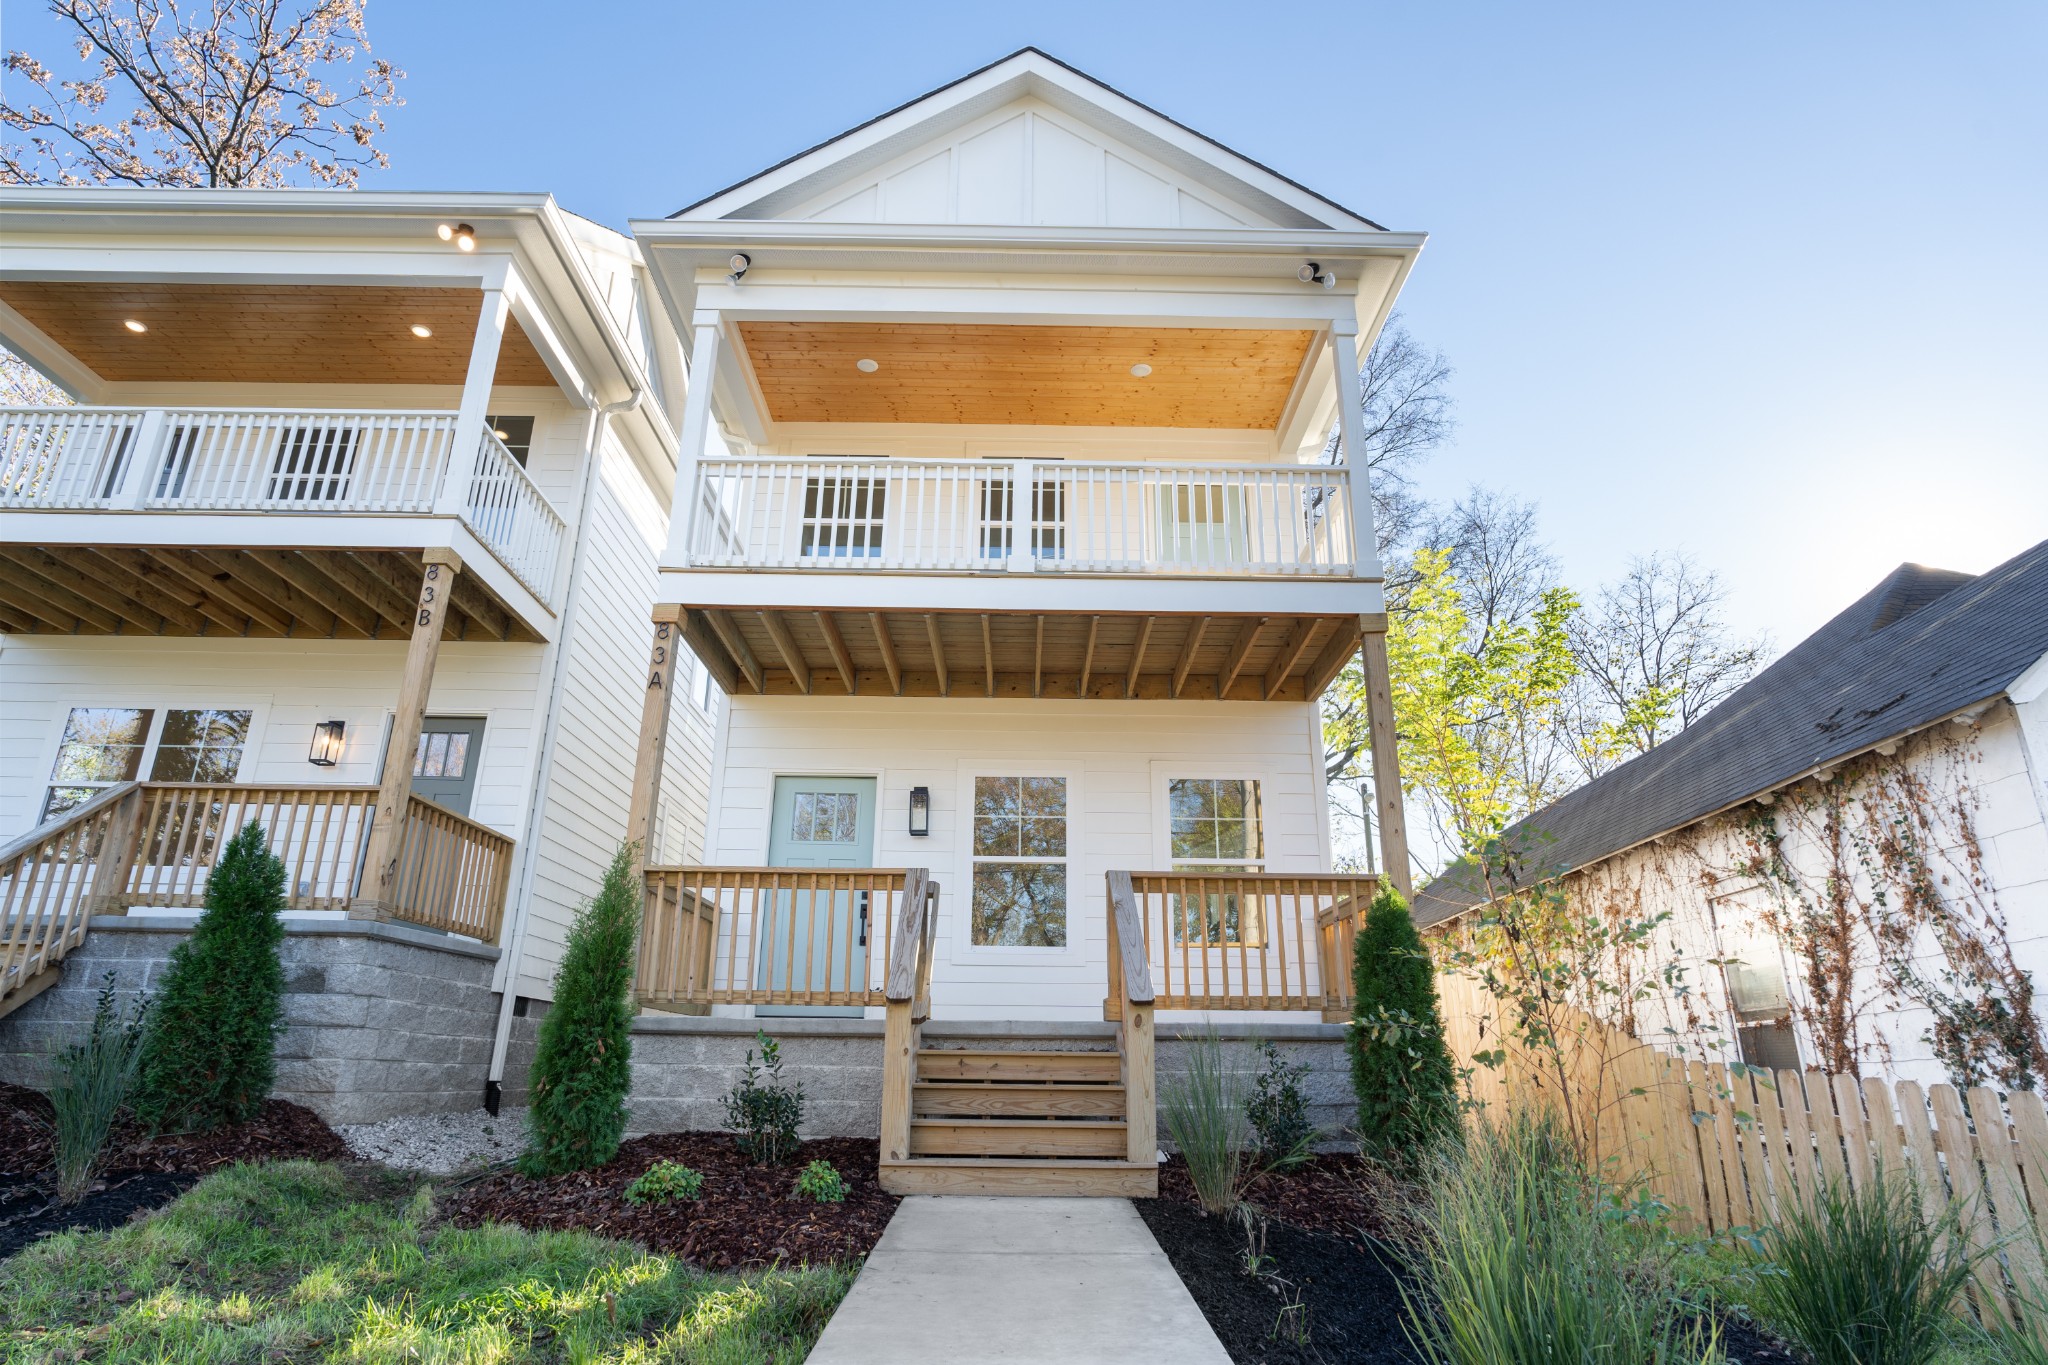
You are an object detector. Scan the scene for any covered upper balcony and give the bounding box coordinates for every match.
[0,191,680,643]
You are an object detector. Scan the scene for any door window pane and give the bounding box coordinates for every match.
[1167,778,1264,946]
[790,791,858,843]
[150,709,251,783]
[971,775,1068,947]
[413,730,471,781]
[44,707,152,817]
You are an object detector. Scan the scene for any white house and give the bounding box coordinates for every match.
[0,192,721,1114]
[1416,545,2048,1093]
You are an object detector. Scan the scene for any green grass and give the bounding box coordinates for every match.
[0,1161,857,1365]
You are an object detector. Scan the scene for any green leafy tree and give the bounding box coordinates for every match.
[522,843,641,1176]
[133,822,286,1131]
[1350,886,1459,1166]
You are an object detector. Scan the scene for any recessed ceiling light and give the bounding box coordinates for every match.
[493,427,509,439]
[410,324,433,338]
[123,318,147,333]
[1129,363,1152,377]
[856,358,879,373]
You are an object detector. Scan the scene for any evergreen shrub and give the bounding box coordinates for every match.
[1349,885,1459,1166]
[522,843,640,1176]
[133,822,286,1132]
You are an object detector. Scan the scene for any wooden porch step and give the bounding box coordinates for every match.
[909,1116,1129,1158]
[914,1048,1121,1084]
[880,1157,1158,1197]
[913,1080,1127,1118]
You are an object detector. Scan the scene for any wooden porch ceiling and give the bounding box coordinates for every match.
[0,545,542,643]
[0,282,555,387]
[676,608,1361,702]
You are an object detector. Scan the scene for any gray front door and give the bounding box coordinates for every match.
[410,716,485,815]
[760,776,877,1018]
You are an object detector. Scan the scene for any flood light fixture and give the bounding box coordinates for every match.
[908,786,931,837]
[309,720,346,766]
[453,223,477,252]
[436,222,454,241]
[727,252,751,283]
[1298,261,1336,290]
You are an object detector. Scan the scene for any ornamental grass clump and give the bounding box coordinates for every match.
[1747,1168,1979,1365]
[1349,886,1459,1171]
[1161,1026,1254,1216]
[1398,1109,1720,1365]
[133,821,286,1133]
[47,972,150,1203]
[522,843,640,1176]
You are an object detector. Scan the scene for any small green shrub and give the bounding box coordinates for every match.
[1398,1109,1720,1365]
[1349,886,1459,1170]
[724,1031,803,1165]
[1747,1169,1978,1365]
[1161,1026,1254,1216]
[133,821,286,1132]
[47,972,150,1203]
[794,1159,847,1204]
[1245,1038,1315,1168]
[522,843,641,1176]
[623,1160,703,1205]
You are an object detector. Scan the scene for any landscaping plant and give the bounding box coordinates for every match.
[1161,1025,1255,1216]
[1349,885,1459,1170]
[523,842,641,1176]
[1245,1037,1316,1168]
[133,821,286,1132]
[1398,1109,1721,1365]
[795,1159,848,1203]
[1746,1168,1979,1365]
[46,972,150,1203]
[724,1030,804,1165]
[623,1160,703,1205]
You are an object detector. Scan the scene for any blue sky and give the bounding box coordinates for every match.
[9,1,2043,648]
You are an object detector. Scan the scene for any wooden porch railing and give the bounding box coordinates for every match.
[1108,871,1377,1019]
[0,781,513,1013]
[880,870,939,1165]
[1106,871,1159,1164]
[637,866,912,1009]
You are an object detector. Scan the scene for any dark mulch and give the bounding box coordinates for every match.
[1159,1152,1393,1250]
[442,1131,898,1270]
[0,1170,201,1260]
[1138,1194,1419,1365]
[0,1082,348,1179]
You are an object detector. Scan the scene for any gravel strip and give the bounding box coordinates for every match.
[338,1108,529,1175]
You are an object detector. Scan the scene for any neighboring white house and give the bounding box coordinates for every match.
[1416,544,2048,1092]
[0,192,721,1108]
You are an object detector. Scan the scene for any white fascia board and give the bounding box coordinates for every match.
[2010,648,2048,706]
[633,218,1422,258]
[655,568,1384,618]
[672,51,1381,232]
[1,510,555,640]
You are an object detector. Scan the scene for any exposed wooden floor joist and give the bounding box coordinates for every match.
[0,545,542,642]
[674,607,1363,702]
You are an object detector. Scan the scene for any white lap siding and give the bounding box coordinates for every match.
[708,695,1333,1020]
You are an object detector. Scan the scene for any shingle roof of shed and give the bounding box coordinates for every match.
[1413,539,2048,927]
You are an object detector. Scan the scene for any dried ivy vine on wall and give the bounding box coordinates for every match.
[1738,723,2047,1091]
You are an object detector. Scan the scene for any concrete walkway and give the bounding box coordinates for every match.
[805,1196,1232,1365]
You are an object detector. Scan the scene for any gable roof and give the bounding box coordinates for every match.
[1414,539,2048,927]
[673,47,1385,232]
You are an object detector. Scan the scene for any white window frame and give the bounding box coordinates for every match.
[1151,766,1271,950]
[38,700,269,819]
[951,760,1084,965]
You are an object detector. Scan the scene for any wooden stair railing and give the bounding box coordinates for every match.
[390,794,513,941]
[0,783,143,1019]
[879,869,936,1169]
[1106,870,1158,1167]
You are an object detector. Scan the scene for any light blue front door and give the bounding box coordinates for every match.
[761,776,877,1017]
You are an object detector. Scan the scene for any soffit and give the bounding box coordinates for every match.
[736,320,1315,429]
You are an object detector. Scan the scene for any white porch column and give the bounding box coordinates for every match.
[660,319,725,568]
[435,286,509,518]
[1329,325,1384,581]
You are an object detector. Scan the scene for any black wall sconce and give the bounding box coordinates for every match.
[908,786,931,837]
[309,720,347,767]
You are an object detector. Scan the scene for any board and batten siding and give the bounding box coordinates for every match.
[707,694,1333,1020]
[514,424,717,1000]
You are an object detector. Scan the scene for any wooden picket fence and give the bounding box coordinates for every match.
[1435,969,2048,1329]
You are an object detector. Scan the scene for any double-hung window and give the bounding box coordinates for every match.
[978,465,1067,562]
[800,471,887,559]
[1167,777,1264,947]
[42,706,252,818]
[970,776,1068,947]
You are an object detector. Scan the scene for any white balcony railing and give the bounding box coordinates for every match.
[0,407,564,603]
[684,457,1358,578]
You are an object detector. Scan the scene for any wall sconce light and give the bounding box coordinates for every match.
[908,786,930,837]
[309,720,346,767]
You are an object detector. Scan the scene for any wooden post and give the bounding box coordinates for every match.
[354,548,462,918]
[88,785,145,916]
[1124,1001,1156,1164]
[1357,620,1412,899]
[626,604,688,871]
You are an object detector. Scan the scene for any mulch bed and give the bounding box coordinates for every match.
[0,1081,350,1259]
[441,1131,898,1270]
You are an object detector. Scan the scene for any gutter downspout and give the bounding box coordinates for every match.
[484,384,644,1113]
